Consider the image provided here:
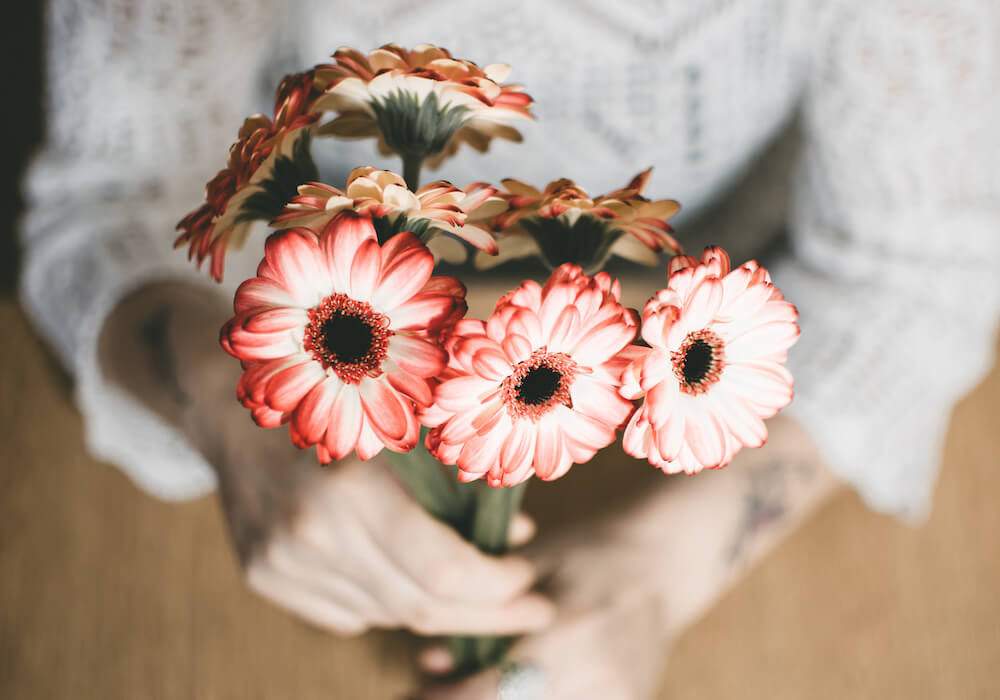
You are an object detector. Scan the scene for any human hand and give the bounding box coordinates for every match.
[414,526,672,700]
[245,459,553,637]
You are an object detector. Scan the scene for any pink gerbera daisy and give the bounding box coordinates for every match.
[422,264,639,486]
[621,247,799,474]
[221,212,466,463]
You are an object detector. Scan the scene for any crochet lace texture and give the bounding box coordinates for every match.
[21,0,1000,517]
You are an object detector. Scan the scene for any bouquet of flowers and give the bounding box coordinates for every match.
[176,44,799,674]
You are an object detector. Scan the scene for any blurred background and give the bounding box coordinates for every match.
[2,3,999,699]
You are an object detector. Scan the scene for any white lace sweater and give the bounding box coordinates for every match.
[21,0,1000,520]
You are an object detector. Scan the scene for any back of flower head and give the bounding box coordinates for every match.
[176,43,534,282]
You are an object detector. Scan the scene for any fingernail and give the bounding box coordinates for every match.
[508,512,537,547]
[418,644,455,674]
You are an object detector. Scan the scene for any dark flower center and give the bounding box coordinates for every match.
[304,294,391,384]
[671,329,726,395]
[681,339,714,385]
[502,349,578,421]
[516,366,563,405]
[321,314,375,364]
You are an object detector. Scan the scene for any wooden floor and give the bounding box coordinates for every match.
[1,295,998,699]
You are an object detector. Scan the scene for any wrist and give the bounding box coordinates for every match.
[612,416,839,638]
[99,281,235,451]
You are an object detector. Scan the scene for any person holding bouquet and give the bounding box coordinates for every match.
[19,1,999,698]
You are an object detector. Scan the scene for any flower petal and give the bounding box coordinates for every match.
[360,378,418,450]
[683,398,728,468]
[622,407,652,460]
[259,229,330,307]
[243,307,308,334]
[724,321,800,362]
[471,347,512,381]
[372,233,434,311]
[266,360,327,412]
[325,384,362,460]
[388,334,447,376]
[389,292,462,331]
[292,378,340,446]
[681,277,724,333]
[234,278,300,314]
[349,238,383,300]
[434,374,498,409]
[355,416,386,460]
[323,212,377,292]
[533,414,569,480]
[500,421,536,479]
[384,358,434,406]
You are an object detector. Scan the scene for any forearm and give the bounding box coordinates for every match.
[99,281,317,559]
[98,282,236,442]
[619,416,841,638]
[100,283,247,504]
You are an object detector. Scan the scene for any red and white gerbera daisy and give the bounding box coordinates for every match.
[422,264,639,486]
[221,213,466,463]
[621,247,799,474]
[175,70,326,281]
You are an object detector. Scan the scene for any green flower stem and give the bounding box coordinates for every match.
[372,89,468,187]
[385,442,530,675]
[402,154,423,191]
[383,437,469,527]
[472,481,529,556]
[451,480,529,673]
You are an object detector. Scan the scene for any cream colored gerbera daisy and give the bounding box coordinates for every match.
[475,169,682,275]
[274,167,506,263]
[312,44,534,173]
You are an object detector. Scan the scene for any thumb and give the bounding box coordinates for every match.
[508,511,537,548]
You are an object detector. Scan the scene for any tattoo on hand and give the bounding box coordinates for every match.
[726,457,816,565]
[138,306,189,406]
